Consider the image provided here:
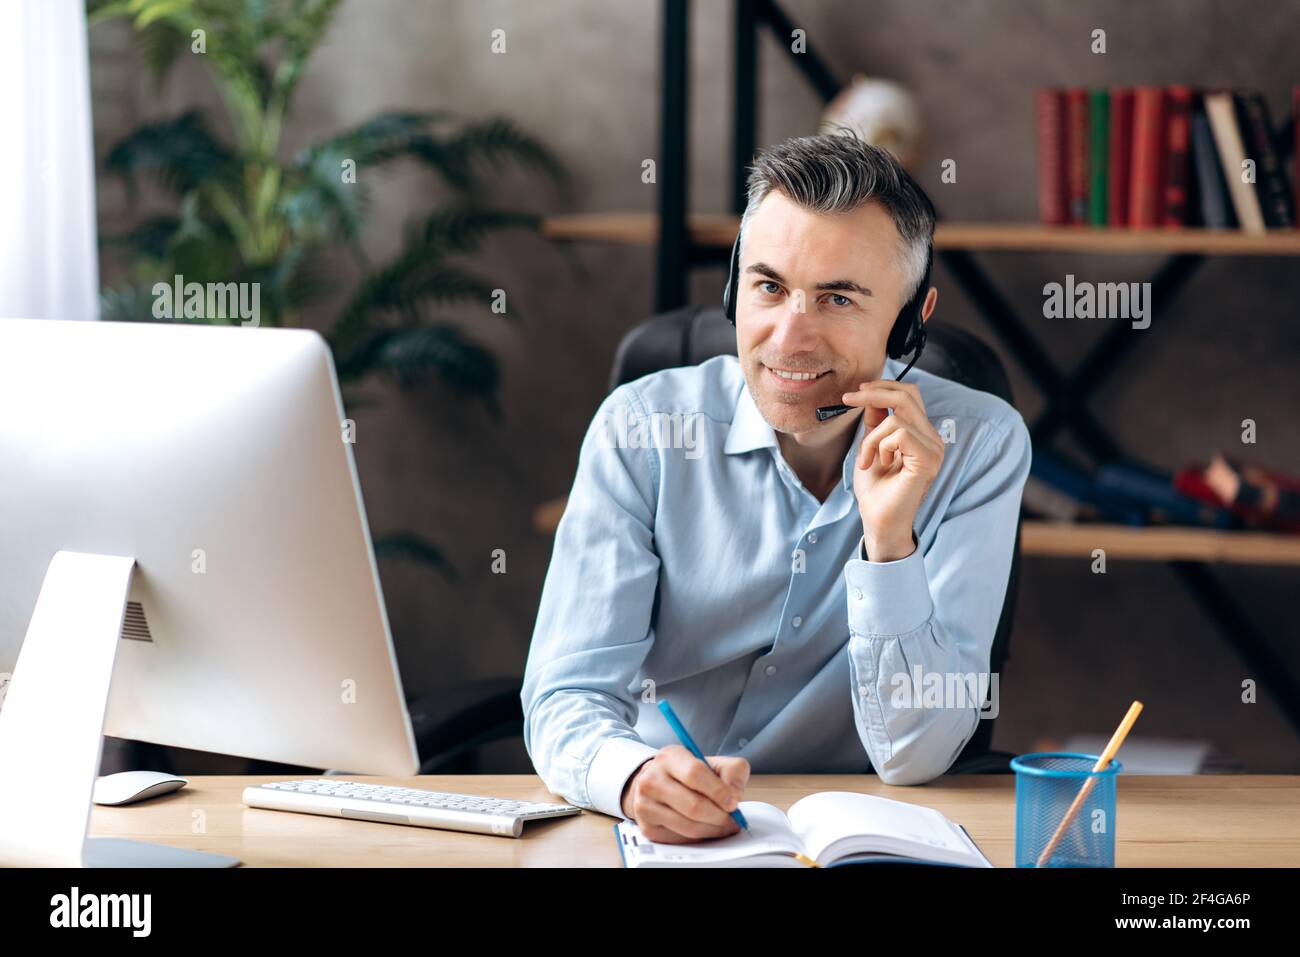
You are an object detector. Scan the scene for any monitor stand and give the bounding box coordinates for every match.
[0,550,239,867]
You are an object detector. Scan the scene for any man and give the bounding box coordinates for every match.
[521,132,1031,844]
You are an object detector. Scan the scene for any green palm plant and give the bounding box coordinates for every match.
[91,0,568,402]
[90,0,569,576]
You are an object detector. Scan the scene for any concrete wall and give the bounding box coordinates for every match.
[90,1,1300,773]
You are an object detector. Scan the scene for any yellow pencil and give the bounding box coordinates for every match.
[793,851,821,868]
[1035,700,1143,867]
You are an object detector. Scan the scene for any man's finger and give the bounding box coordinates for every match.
[857,416,905,471]
[880,427,938,473]
[860,417,942,473]
[851,398,940,460]
[709,755,750,793]
[878,430,906,470]
[652,774,740,828]
[639,798,736,842]
[847,379,926,411]
[842,384,929,430]
[642,752,738,826]
[666,748,742,812]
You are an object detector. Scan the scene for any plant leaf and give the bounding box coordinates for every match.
[440,116,572,201]
[409,206,540,255]
[335,324,499,412]
[99,283,161,323]
[281,148,371,247]
[372,532,458,582]
[104,110,233,198]
[292,111,456,171]
[335,256,501,351]
[100,216,182,259]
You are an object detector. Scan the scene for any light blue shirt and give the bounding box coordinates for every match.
[521,353,1032,819]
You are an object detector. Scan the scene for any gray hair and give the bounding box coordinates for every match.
[737,130,936,302]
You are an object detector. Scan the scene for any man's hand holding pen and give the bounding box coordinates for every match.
[620,745,750,844]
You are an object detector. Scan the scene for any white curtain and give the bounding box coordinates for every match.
[0,0,100,321]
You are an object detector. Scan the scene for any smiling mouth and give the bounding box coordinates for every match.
[765,365,831,382]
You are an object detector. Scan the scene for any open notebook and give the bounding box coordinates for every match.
[614,791,992,868]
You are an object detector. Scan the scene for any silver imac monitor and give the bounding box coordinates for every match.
[0,317,420,780]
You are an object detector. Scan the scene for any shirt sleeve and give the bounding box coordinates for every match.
[520,385,662,818]
[843,414,1032,785]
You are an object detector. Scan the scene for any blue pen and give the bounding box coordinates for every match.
[657,699,749,831]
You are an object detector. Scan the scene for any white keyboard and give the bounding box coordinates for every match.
[242,780,581,838]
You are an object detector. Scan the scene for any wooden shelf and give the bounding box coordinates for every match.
[941,224,1300,255]
[1021,521,1300,565]
[542,214,1300,256]
[534,497,1300,565]
[542,213,738,248]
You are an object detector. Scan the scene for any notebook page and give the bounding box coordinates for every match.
[787,791,972,863]
[617,802,804,866]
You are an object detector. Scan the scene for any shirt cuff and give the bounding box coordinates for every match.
[846,532,934,637]
[585,735,660,819]
[859,528,918,562]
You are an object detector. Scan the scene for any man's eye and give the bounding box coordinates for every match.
[827,293,851,307]
[759,281,781,296]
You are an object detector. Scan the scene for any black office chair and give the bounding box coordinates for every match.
[410,305,1023,775]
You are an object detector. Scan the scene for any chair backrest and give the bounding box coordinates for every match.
[608,305,1021,760]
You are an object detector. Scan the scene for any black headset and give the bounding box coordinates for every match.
[721,229,932,383]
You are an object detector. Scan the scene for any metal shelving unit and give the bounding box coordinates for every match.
[538,0,1300,742]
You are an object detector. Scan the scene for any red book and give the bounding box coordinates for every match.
[1107,88,1134,226]
[1064,88,1090,224]
[1035,89,1067,225]
[1129,87,1166,227]
[1175,466,1300,534]
[1161,86,1194,226]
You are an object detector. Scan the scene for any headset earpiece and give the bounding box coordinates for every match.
[723,231,741,324]
[887,246,932,356]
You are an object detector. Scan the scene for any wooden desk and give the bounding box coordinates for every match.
[88,774,1300,867]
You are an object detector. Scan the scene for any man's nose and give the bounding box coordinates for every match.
[768,294,819,353]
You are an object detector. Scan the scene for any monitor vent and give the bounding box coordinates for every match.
[121,601,154,642]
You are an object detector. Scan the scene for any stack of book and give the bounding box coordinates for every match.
[1023,451,1300,534]
[1178,454,1300,533]
[1035,87,1297,232]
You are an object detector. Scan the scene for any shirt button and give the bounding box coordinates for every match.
[858,684,869,696]
[854,589,863,601]
[791,616,802,628]
[807,532,818,544]
[738,737,749,748]
[765,665,777,676]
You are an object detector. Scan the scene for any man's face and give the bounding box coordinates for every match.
[735,192,913,435]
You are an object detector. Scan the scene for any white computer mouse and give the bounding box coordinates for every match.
[93,770,188,806]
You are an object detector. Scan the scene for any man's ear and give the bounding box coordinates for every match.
[920,286,938,323]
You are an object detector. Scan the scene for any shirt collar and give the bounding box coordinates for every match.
[723,382,778,455]
[724,377,870,493]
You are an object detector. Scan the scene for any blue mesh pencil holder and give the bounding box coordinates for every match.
[1011,752,1123,868]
